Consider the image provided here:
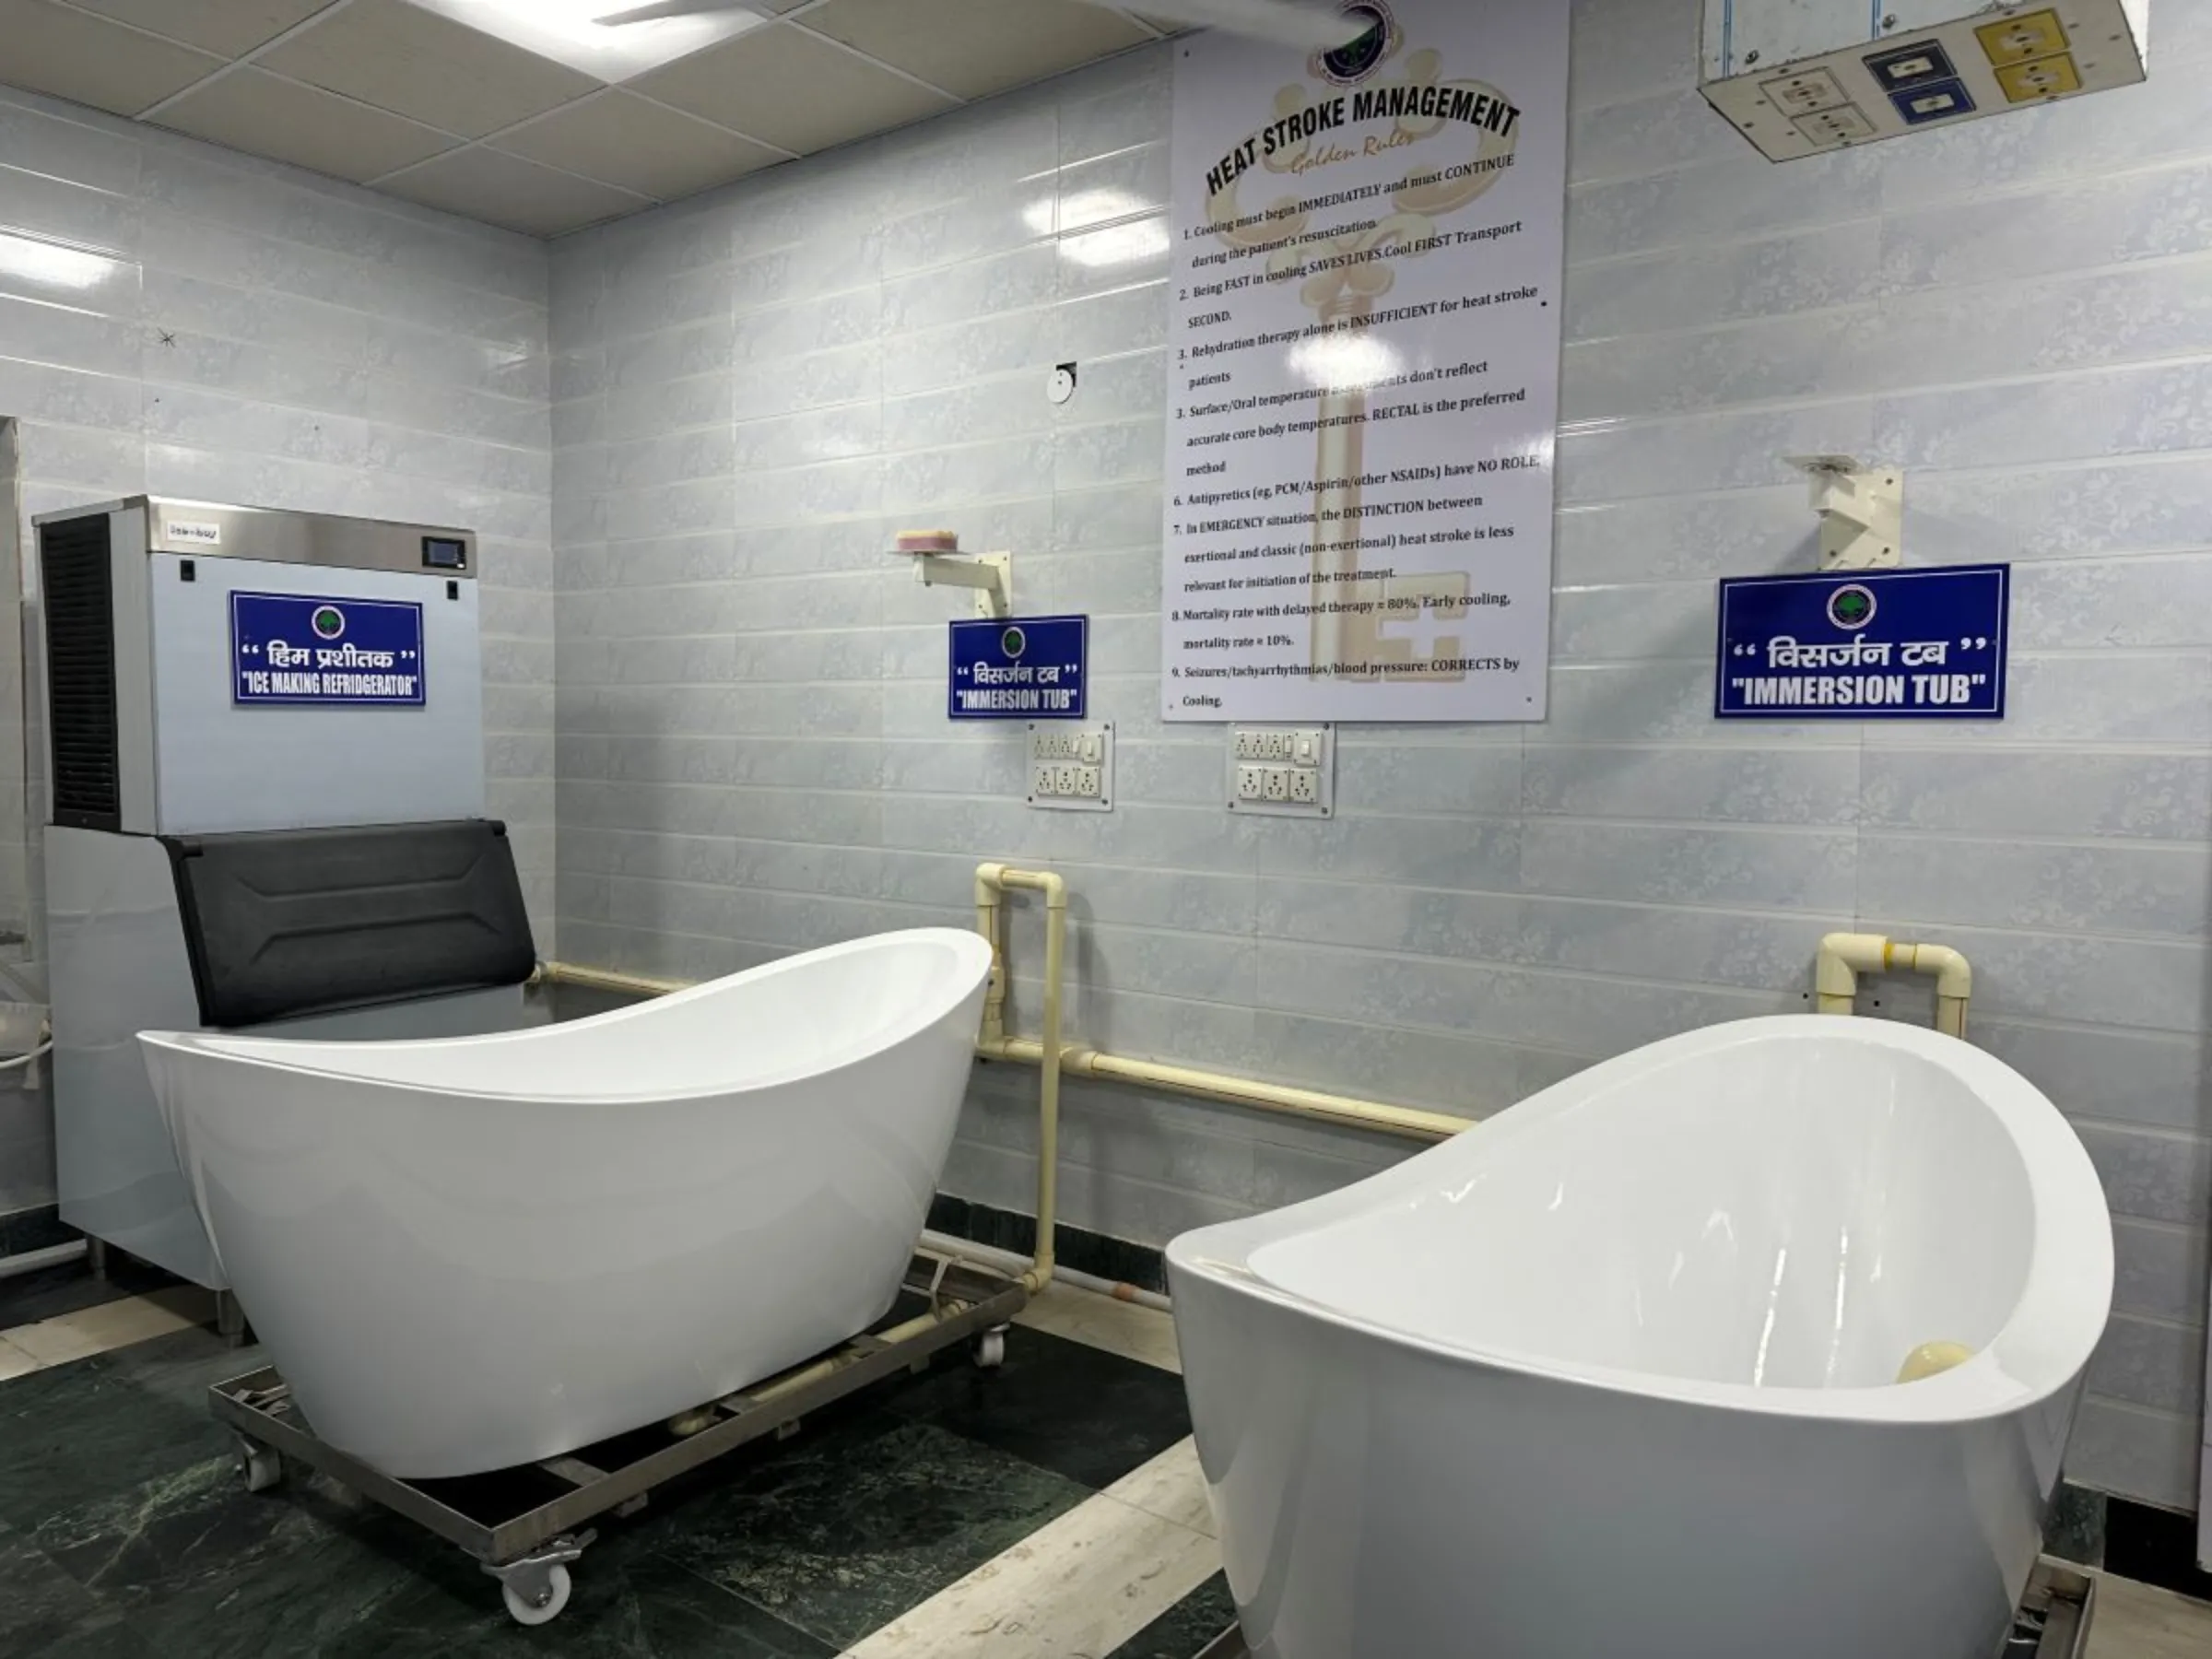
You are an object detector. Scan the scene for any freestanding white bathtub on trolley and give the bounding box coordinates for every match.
[143,927,994,1480]
[1169,1016,2114,1659]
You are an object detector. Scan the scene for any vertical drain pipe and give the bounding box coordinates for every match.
[974,869,1007,1052]
[974,865,1065,1293]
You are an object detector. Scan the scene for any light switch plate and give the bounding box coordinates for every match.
[1228,725,1333,818]
[1029,722,1113,812]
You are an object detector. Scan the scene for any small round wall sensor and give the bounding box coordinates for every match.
[1048,363,1077,406]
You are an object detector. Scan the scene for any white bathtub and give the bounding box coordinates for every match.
[1168,1016,2113,1658]
[141,927,994,1478]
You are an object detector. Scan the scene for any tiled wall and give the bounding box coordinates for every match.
[577,0,2187,1514]
[0,84,559,1215]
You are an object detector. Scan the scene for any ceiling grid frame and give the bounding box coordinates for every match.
[6,0,1174,235]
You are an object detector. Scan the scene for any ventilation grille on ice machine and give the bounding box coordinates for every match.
[39,514,122,832]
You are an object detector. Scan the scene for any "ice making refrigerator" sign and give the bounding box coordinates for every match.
[232,593,427,707]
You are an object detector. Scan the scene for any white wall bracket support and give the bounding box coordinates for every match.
[914,552,1012,618]
[1787,455,1902,571]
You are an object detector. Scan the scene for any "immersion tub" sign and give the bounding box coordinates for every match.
[1716,565,2009,720]
[948,616,1088,721]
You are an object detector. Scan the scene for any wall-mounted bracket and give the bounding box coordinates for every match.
[912,551,1012,618]
[1786,454,1901,571]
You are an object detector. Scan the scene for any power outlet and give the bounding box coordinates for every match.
[1029,722,1113,813]
[1228,725,1334,818]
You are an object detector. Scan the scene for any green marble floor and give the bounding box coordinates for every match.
[0,1312,1194,1657]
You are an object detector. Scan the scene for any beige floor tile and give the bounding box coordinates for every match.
[1015,1281,1182,1373]
[0,1335,41,1381]
[841,1488,1219,1658]
[2088,1571,2212,1658]
[1104,1437,1216,1538]
[4,1287,213,1366]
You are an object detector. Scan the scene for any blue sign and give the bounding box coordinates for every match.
[949,615,1088,721]
[1716,565,2008,720]
[232,593,426,707]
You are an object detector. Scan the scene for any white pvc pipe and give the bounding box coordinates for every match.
[0,1238,86,1280]
[921,1230,1172,1312]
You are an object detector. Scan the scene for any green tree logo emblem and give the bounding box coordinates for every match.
[1827,586,1876,630]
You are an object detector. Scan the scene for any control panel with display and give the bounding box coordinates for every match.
[421,536,469,571]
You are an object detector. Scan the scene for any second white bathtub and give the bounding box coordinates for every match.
[1170,1016,2114,1658]
[141,928,994,1478]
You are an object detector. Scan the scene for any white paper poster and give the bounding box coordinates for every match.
[1162,0,1570,724]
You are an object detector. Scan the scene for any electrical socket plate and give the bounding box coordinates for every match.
[1229,725,1333,818]
[1029,722,1113,812]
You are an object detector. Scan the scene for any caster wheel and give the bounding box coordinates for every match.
[972,1329,1006,1370]
[240,1442,282,1494]
[501,1564,571,1628]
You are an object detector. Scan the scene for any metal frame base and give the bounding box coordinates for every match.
[212,1253,1027,1626]
[1190,1558,2096,1659]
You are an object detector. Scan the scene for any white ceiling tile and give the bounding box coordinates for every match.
[630,22,958,157]
[804,0,1153,101]
[155,67,460,183]
[257,0,602,138]
[376,145,652,236]
[492,90,783,202]
[0,0,227,117]
[64,0,335,58]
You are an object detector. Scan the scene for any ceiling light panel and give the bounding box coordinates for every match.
[259,0,602,138]
[407,0,773,80]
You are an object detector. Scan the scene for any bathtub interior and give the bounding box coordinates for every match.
[1248,1034,2035,1393]
[162,929,988,1099]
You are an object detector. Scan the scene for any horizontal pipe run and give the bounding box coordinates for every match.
[0,1239,87,1281]
[979,1036,1470,1142]
[920,1230,1173,1313]
[534,961,691,999]
[535,962,1472,1143]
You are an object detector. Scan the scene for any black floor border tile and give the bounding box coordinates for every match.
[1,1204,75,1257]
[1105,1571,1238,1659]
[0,1255,178,1334]
[2101,1493,2212,1604]
[2044,1480,2212,1605]
[929,1194,1169,1294]
[880,1320,1192,1491]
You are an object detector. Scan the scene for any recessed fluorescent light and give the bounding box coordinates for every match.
[408,0,770,80]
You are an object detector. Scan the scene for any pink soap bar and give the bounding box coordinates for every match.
[896,530,960,555]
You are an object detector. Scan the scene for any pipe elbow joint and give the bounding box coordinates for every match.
[1817,933,1886,1000]
[1916,945,1972,1002]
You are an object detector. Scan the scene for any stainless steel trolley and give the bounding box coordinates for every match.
[210,1253,1027,1626]
[1189,1557,2098,1659]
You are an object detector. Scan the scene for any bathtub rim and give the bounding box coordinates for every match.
[1166,1016,2114,1427]
[136,927,994,1106]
